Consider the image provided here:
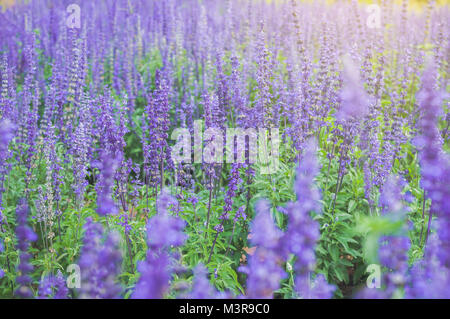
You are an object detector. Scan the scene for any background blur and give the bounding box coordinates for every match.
[0,0,14,10]
[1,0,450,9]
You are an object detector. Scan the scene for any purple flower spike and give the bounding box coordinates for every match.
[15,200,37,298]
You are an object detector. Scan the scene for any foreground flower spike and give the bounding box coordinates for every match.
[379,175,408,216]
[188,263,222,299]
[0,118,15,223]
[415,60,445,201]
[403,60,450,297]
[15,199,37,298]
[240,199,286,299]
[132,189,186,299]
[414,59,450,265]
[357,175,411,299]
[0,118,15,158]
[336,56,369,121]
[379,235,410,286]
[405,234,450,299]
[132,252,171,299]
[78,218,123,299]
[282,139,335,299]
[149,190,186,249]
[38,271,68,299]
[95,150,121,216]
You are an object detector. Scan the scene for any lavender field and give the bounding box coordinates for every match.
[0,0,449,300]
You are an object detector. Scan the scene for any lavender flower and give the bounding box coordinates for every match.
[378,235,411,296]
[38,271,68,299]
[118,214,132,234]
[405,234,450,299]
[71,120,90,206]
[78,218,123,299]
[379,175,409,217]
[188,264,222,299]
[0,118,15,157]
[95,151,121,216]
[358,175,411,299]
[281,139,335,298]
[222,164,242,219]
[149,191,185,248]
[15,199,38,298]
[0,118,15,223]
[413,60,449,266]
[234,206,247,222]
[336,57,370,121]
[239,199,286,299]
[188,196,198,209]
[132,189,186,299]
